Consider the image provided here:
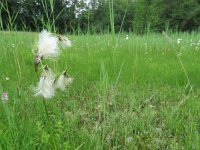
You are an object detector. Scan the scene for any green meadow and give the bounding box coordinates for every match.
[0,31,200,149]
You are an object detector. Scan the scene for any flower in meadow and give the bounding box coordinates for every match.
[58,36,72,48]
[35,66,56,99]
[5,77,10,81]
[56,70,74,91]
[126,35,129,40]
[2,92,8,103]
[177,38,182,44]
[126,137,133,143]
[37,30,59,59]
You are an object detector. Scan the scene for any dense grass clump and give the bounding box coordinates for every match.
[0,31,200,149]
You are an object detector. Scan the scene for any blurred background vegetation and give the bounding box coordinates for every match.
[0,0,200,34]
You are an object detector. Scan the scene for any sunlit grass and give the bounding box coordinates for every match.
[0,31,200,149]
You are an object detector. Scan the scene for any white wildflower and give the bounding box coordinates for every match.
[59,36,72,48]
[2,92,8,102]
[37,30,59,59]
[126,137,133,143]
[43,66,55,79]
[35,66,56,99]
[56,71,73,91]
[177,38,182,44]
[5,77,10,81]
[126,35,129,40]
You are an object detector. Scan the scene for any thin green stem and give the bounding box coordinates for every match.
[163,31,193,94]
[42,99,57,150]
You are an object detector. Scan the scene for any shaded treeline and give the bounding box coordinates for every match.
[0,0,200,34]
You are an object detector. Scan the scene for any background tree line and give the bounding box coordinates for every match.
[0,0,200,34]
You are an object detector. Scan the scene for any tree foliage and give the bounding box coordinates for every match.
[0,0,200,33]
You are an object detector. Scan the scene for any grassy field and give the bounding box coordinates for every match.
[0,31,200,149]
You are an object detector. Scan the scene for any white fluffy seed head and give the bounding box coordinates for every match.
[56,71,74,91]
[43,66,55,79]
[126,35,129,40]
[35,67,56,99]
[59,36,72,48]
[37,30,59,58]
[177,38,182,44]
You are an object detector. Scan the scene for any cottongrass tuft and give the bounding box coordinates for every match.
[35,66,56,99]
[177,38,182,44]
[58,36,72,48]
[5,77,10,81]
[56,71,74,91]
[33,30,73,99]
[126,35,129,40]
[37,30,60,59]
[34,30,72,69]
[34,67,74,99]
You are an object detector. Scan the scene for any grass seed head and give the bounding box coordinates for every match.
[56,71,73,91]
[58,35,72,48]
[35,67,56,99]
[37,30,59,59]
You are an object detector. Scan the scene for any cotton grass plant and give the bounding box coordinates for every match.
[34,29,74,98]
[1,30,200,149]
[32,29,73,149]
[35,66,56,99]
[34,29,73,99]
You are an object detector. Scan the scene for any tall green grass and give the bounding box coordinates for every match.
[0,1,200,149]
[0,31,200,149]
[0,1,19,30]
